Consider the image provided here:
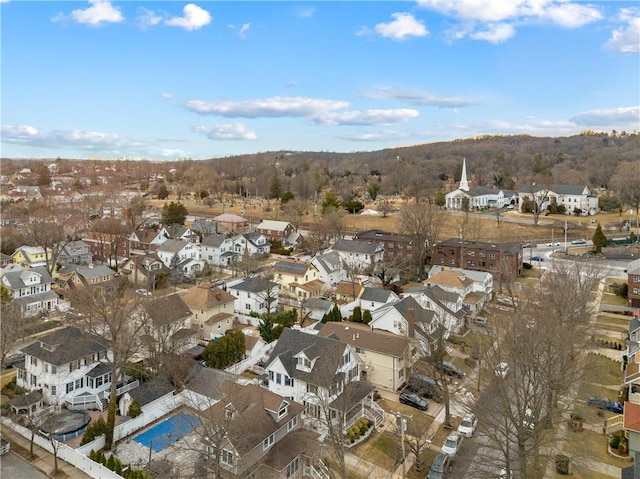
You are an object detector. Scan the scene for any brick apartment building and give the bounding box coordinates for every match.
[628,258,640,308]
[352,230,417,265]
[432,238,523,281]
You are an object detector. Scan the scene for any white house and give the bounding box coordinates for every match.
[227,277,279,316]
[330,239,384,273]
[311,251,347,287]
[404,285,466,335]
[0,265,58,317]
[445,159,513,210]
[201,234,238,268]
[153,238,201,269]
[17,327,115,409]
[517,184,598,215]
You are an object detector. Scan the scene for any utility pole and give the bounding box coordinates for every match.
[564,220,568,254]
[393,411,412,479]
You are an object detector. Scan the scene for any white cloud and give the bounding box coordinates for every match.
[362,86,473,107]
[165,4,211,31]
[228,22,251,38]
[339,130,415,142]
[372,12,429,40]
[470,22,515,43]
[605,16,640,54]
[540,3,603,28]
[185,96,350,118]
[161,148,189,157]
[570,106,640,127]
[137,8,163,29]
[160,92,174,99]
[294,6,316,19]
[193,123,257,140]
[1,124,141,150]
[315,109,419,126]
[65,0,124,26]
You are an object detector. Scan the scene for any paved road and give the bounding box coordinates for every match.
[0,451,50,479]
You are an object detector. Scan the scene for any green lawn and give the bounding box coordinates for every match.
[351,430,402,471]
[600,292,629,307]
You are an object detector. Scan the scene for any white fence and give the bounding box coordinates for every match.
[225,340,275,375]
[113,393,184,442]
[1,418,121,479]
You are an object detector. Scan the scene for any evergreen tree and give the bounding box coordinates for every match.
[592,223,607,252]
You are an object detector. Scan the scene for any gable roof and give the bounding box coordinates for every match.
[317,322,411,358]
[141,293,192,327]
[274,260,309,276]
[155,238,191,254]
[129,376,175,407]
[201,233,231,248]
[21,327,110,365]
[229,277,278,293]
[1,265,52,290]
[360,286,397,304]
[332,238,381,255]
[58,264,115,279]
[257,220,293,232]
[213,213,248,224]
[266,328,349,389]
[181,284,237,310]
[426,270,474,289]
[312,251,342,273]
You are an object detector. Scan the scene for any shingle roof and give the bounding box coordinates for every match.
[518,184,588,195]
[142,293,192,327]
[213,213,248,223]
[257,220,292,232]
[360,287,396,303]
[354,230,413,244]
[201,234,230,248]
[129,376,175,407]
[0,266,52,290]
[181,284,236,310]
[318,322,411,358]
[21,327,110,365]
[426,270,474,289]
[332,239,381,255]
[229,277,278,293]
[266,328,349,389]
[155,238,190,254]
[312,251,342,273]
[436,238,521,255]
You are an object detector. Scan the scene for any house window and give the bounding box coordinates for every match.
[633,276,640,283]
[276,373,282,385]
[286,457,299,478]
[269,371,274,382]
[66,382,74,393]
[278,404,288,418]
[449,259,456,265]
[245,304,251,310]
[467,251,475,256]
[284,376,293,387]
[489,254,496,259]
[44,363,49,373]
[51,365,57,374]
[51,385,57,396]
[356,347,365,354]
[31,356,37,366]
[30,374,37,386]
[263,434,274,450]
[221,449,234,465]
[343,351,351,366]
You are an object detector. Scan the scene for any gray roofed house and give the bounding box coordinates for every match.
[330,239,384,272]
[21,327,110,366]
[311,250,346,286]
[55,263,116,293]
[359,286,398,307]
[56,240,93,266]
[0,265,58,316]
[138,293,196,356]
[517,183,598,215]
[303,297,335,321]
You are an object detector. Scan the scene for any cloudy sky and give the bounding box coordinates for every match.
[1,1,638,160]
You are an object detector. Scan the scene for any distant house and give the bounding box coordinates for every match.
[302,297,335,322]
[311,251,347,286]
[241,231,271,257]
[191,219,220,237]
[16,326,113,408]
[11,246,53,269]
[404,285,466,336]
[119,253,168,289]
[352,230,417,266]
[317,321,417,392]
[227,277,279,316]
[138,293,196,358]
[330,239,383,272]
[213,213,249,234]
[256,220,296,243]
[55,240,93,266]
[82,232,130,266]
[153,239,201,269]
[424,268,487,314]
[201,234,238,268]
[0,252,14,268]
[180,284,237,340]
[160,225,199,244]
[273,259,324,301]
[0,265,58,317]
[517,183,598,215]
[127,228,167,256]
[54,264,116,295]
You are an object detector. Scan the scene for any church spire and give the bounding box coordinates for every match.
[460,158,469,191]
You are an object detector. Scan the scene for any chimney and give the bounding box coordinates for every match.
[407,308,416,337]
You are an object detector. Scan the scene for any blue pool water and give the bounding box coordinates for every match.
[134,412,197,452]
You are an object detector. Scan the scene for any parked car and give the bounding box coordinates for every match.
[523,407,536,431]
[522,242,535,248]
[571,238,587,244]
[441,432,463,456]
[546,241,561,246]
[136,288,152,297]
[495,362,509,378]
[586,396,624,414]
[399,391,428,411]
[457,413,478,437]
[529,256,544,262]
[438,361,465,379]
[406,373,443,402]
[427,453,451,479]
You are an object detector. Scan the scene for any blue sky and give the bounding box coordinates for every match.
[1,1,639,160]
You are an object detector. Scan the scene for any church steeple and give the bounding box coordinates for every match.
[459,158,469,191]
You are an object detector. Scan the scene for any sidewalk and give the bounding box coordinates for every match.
[0,423,93,479]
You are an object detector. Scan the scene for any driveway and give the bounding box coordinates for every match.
[0,451,49,479]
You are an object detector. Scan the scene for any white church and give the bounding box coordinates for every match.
[445,159,516,211]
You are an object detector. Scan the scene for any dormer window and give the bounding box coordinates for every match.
[278,402,289,419]
[297,356,311,370]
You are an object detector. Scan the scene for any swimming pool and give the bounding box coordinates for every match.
[134,412,197,452]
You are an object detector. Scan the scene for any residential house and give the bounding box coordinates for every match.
[369,296,437,355]
[256,220,296,244]
[619,312,640,478]
[153,239,201,269]
[54,264,117,295]
[194,380,326,479]
[16,326,117,409]
[55,240,93,266]
[119,253,169,289]
[352,230,417,266]
[273,260,324,302]
[180,283,238,341]
[0,252,14,268]
[334,281,365,302]
[227,277,279,316]
[0,265,58,317]
[201,234,239,268]
[311,251,346,287]
[628,258,640,308]
[11,246,53,269]
[404,285,466,336]
[317,322,417,392]
[518,183,598,215]
[432,238,523,282]
[213,213,250,234]
[425,268,488,315]
[330,239,384,273]
[445,159,514,210]
[264,328,384,434]
[427,265,494,301]
[340,286,398,319]
[138,293,196,360]
[82,231,130,266]
[302,298,335,322]
[127,228,167,256]
[241,231,271,257]
[191,219,221,237]
[160,224,200,244]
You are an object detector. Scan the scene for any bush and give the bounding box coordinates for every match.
[127,398,142,418]
[610,435,621,449]
[81,416,108,445]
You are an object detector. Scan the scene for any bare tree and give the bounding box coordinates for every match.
[67,279,148,448]
[397,203,445,276]
[0,299,25,367]
[281,198,308,230]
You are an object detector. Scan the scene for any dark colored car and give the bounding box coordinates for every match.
[407,373,444,402]
[587,396,624,414]
[529,256,544,262]
[427,453,451,479]
[399,391,428,411]
[439,361,465,379]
